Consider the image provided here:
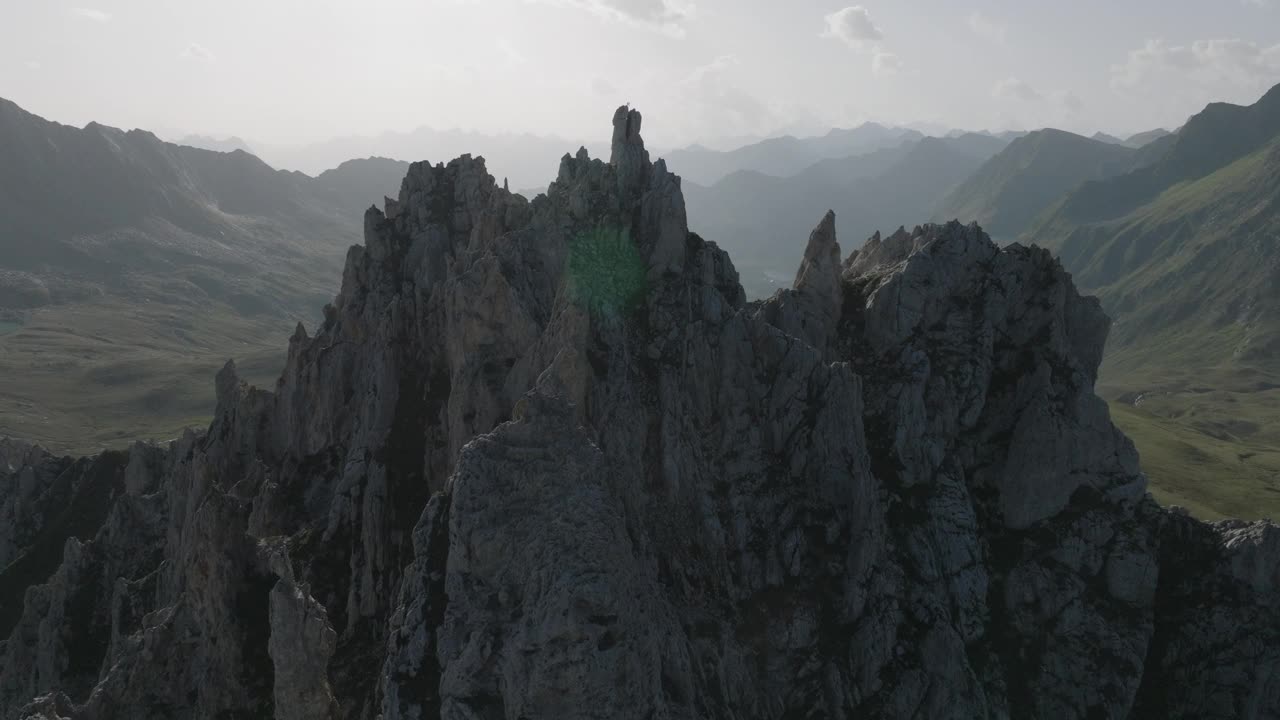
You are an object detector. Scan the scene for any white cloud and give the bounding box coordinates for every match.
[821,6,900,75]
[967,11,1007,44]
[821,6,883,48]
[528,0,694,36]
[23,60,42,71]
[992,78,1043,102]
[180,43,217,63]
[1111,38,1280,90]
[872,52,902,76]
[67,7,111,22]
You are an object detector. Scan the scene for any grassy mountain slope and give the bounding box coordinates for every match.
[936,129,1138,241]
[1027,83,1280,520]
[1043,84,1280,230]
[0,97,408,452]
[1109,400,1280,521]
[1127,132,1179,169]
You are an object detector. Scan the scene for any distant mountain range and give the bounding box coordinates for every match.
[175,133,255,155]
[255,127,605,193]
[682,132,1010,294]
[936,129,1151,241]
[1030,83,1280,368]
[661,122,923,185]
[0,96,407,450]
[1020,83,1280,519]
[1123,128,1172,148]
[4,87,1276,521]
[0,97,405,310]
[251,121,1050,192]
[916,82,1279,382]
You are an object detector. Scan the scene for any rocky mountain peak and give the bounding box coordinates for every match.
[610,105,645,159]
[609,105,652,197]
[2,107,1278,720]
[793,209,841,298]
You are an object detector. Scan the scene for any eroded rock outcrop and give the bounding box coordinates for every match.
[1,107,1277,720]
[0,440,73,570]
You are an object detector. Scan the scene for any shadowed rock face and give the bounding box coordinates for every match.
[2,107,1278,720]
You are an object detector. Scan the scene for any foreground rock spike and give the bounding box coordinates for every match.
[2,107,1278,720]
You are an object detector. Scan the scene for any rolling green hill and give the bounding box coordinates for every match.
[1027,83,1280,520]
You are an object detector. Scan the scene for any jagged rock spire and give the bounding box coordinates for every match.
[610,105,645,162]
[610,105,650,193]
[793,210,842,304]
[759,210,844,350]
[214,359,240,412]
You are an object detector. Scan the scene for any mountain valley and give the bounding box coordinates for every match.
[0,98,407,452]
[1022,84,1280,519]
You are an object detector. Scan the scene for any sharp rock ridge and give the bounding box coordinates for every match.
[1,107,1277,720]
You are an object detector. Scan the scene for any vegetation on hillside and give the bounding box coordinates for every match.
[0,97,408,451]
[1025,83,1280,520]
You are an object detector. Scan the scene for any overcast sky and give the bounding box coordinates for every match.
[2,0,1279,148]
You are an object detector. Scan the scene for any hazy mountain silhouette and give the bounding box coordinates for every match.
[683,133,1009,294]
[1123,128,1172,148]
[256,127,604,193]
[1030,83,1280,364]
[936,129,1141,240]
[176,134,255,155]
[0,96,408,449]
[1041,83,1280,230]
[0,97,405,305]
[661,122,924,185]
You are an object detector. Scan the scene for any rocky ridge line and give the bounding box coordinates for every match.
[1,107,1277,720]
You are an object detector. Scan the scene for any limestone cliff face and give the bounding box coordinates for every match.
[2,108,1278,720]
